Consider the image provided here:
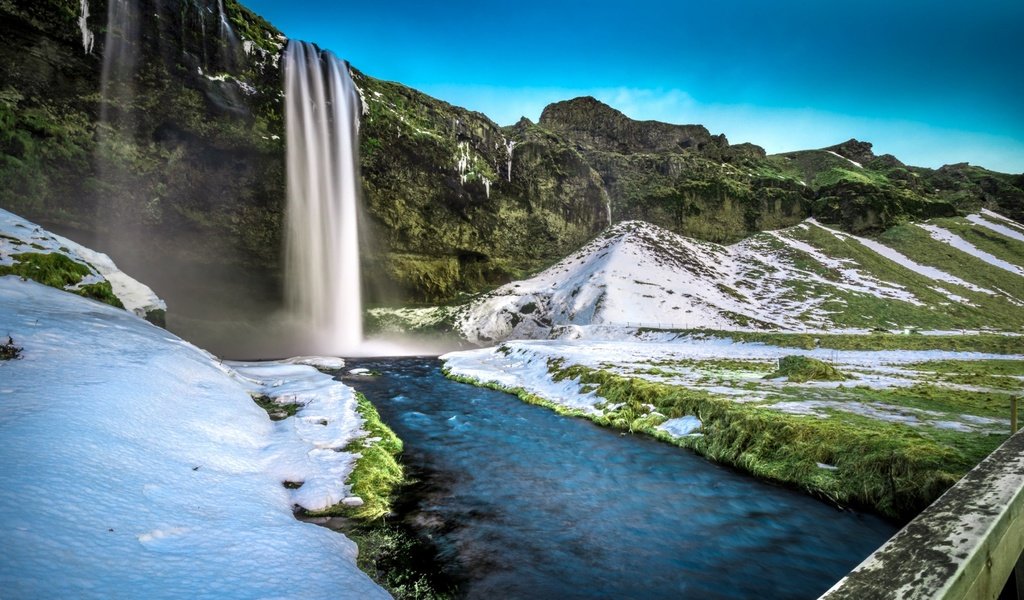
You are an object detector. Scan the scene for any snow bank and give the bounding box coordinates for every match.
[0,208,166,320]
[0,277,387,598]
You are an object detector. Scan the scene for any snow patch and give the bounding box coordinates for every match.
[967,213,1024,244]
[918,223,1024,277]
[825,150,863,168]
[657,416,702,437]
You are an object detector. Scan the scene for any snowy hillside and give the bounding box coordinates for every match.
[0,208,166,323]
[454,211,1024,343]
[0,276,388,598]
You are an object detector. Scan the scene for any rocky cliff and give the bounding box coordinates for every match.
[1,0,1022,324]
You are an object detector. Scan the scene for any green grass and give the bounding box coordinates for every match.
[765,355,846,382]
[908,358,1024,376]
[842,383,1018,421]
[308,392,404,521]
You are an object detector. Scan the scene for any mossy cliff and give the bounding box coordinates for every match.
[354,74,610,303]
[1,1,1022,314]
[0,0,286,280]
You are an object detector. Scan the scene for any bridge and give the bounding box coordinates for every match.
[821,429,1024,599]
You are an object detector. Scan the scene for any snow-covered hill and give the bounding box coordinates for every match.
[454,210,1024,343]
[0,208,166,323]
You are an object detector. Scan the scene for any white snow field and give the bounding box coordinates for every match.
[0,276,389,599]
[453,212,1024,344]
[0,207,166,319]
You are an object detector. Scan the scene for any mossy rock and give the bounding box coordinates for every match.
[765,355,847,383]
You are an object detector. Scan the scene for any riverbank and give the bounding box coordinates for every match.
[0,276,390,598]
[443,336,1022,521]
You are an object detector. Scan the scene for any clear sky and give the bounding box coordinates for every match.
[243,0,1024,173]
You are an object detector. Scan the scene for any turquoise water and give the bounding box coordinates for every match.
[343,358,896,599]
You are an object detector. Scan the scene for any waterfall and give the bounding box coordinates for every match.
[283,41,363,352]
[100,0,138,126]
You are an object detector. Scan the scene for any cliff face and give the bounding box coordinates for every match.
[354,76,610,303]
[1,0,1021,318]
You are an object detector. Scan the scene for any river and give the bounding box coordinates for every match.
[342,357,896,599]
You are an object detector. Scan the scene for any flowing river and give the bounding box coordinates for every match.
[342,357,896,599]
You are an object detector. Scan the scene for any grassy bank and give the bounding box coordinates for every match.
[306,392,405,521]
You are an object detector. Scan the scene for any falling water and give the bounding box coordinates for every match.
[283,41,363,352]
[100,0,139,126]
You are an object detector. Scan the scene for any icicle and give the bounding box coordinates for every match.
[78,0,95,54]
[505,138,517,182]
[456,141,470,185]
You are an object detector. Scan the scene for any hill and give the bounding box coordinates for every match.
[451,210,1024,343]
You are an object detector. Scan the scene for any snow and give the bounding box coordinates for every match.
[0,276,388,598]
[918,223,1024,277]
[806,219,993,298]
[657,416,702,437]
[981,208,1024,231]
[0,208,166,319]
[825,150,863,168]
[967,213,1024,244]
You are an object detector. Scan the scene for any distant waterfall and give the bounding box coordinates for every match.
[100,0,138,126]
[283,41,363,352]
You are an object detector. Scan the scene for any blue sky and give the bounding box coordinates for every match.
[244,0,1024,172]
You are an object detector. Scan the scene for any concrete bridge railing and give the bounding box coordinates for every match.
[821,430,1024,599]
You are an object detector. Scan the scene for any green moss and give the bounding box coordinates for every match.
[308,392,404,521]
[764,355,846,383]
[330,521,456,600]
[0,252,124,309]
[251,394,299,421]
[77,281,125,308]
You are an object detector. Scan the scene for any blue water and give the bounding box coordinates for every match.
[343,358,896,599]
